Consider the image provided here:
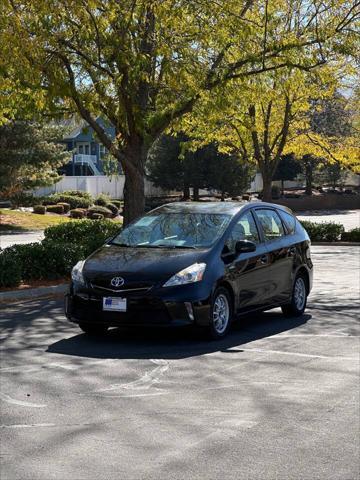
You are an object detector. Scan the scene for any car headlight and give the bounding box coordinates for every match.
[163,263,206,287]
[71,260,85,284]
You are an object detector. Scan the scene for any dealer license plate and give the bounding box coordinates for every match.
[103,297,127,312]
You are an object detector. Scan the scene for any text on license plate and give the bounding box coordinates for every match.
[103,297,127,312]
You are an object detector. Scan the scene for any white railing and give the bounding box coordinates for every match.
[73,154,101,175]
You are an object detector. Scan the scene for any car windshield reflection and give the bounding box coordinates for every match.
[111,212,232,248]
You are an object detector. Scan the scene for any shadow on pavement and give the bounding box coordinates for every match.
[47,312,311,360]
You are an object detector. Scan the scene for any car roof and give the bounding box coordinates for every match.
[153,200,292,216]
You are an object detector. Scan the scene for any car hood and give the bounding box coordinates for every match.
[83,244,209,286]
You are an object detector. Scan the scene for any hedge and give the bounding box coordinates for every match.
[43,194,92,209]
[0,242,85,286]
[57,202,71,213]
[44,219,121,256]
[87,205,113,218]
[33,205,46,214]
[106,202,119,216]
[0,219,122,288]
[69,208,86,219]
[94,193,110,206]
[341,228,360,243]
[300,221,345,242]
[46,204,64,214]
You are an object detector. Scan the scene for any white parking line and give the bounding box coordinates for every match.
[237,347,356,360]
[0,392,47,408]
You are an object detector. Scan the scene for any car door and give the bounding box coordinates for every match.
[253,207,293,305]
[222,209,272,313]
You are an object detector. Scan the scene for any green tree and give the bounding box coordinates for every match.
[1,0,356,223]
[0,121,70,197]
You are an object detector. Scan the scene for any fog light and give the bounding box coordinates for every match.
[185,302,194,321]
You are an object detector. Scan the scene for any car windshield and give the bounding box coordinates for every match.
[111,212,232,248]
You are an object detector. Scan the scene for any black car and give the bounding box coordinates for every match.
[65,201,313,339]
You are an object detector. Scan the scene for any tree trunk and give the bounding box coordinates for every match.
[183,184,190,200]
[193,186,199,201]
[262,173,272,201]
[281,179,284,197]
[221,190,225,201]
[305,162,313,195]
[121,143,146,226]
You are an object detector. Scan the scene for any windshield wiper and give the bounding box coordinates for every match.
[110,242,131,247]
[150,244,197,249]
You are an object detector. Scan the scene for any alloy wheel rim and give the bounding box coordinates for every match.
[213,293,229,334]
[294,277,306,310]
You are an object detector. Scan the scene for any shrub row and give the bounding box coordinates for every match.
[0,219,122,288]
[300,221,345,242]
[341,227,360,243]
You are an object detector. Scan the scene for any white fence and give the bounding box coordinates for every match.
[33,175,172,199]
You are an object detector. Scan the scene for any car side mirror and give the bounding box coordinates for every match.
[235,240,256,254]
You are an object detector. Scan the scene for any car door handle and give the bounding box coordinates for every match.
[289,246,296,256]
[260,254,268,264]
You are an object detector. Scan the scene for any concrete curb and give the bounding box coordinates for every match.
[0,283,68,303]
[311,242,360,246]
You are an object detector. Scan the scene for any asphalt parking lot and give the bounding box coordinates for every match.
[0,246,359,480]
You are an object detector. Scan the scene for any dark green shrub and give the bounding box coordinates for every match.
[90,213,104,220]
[33,205,46,214]
[40,196,58,205]
[57,202,70,213]
[44,219,121,256]
[2,242,85,281]
[8,192,39,207]
[46,204,64,214]
[300,221,345,242]
[106,203,119,216]
[0,251,22,287]
[94,193,110,206]
[61,190,93,201]
[87,205,113,218]
[111,200,122,209]
[341,228,360,242]
[70,209,86,219]
[47,194,92,209]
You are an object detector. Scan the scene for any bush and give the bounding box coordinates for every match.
[33,205,46,214]
[87,205,113,219]
[111,200,122,209]
[8,192,39,208]
[61,190,93,201]
[46,194,92,209]
[341,228,360,242]
[2,242,85,281]
[94,193,110,206]
[70,209,86,219]
[44,219,121,256]
[0,251,22,287]
[46,204,64,214]
[106,202,119,216]
[89,213,104,220]
[57,202,70,213]
[300,221,345,242]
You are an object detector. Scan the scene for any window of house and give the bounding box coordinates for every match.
[255,209,285,241]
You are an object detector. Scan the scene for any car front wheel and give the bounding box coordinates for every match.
[281,274,308,317]
[208,287,232,339]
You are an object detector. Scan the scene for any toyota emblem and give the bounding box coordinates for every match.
[110,276,125,287]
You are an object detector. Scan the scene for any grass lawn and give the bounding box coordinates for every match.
[0,209,71,232]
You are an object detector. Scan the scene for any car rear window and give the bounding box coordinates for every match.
[278,210,296,235]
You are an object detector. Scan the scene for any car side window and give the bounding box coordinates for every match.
[255,209,285,241]
[278,210,296,235]
[224,211,259,252]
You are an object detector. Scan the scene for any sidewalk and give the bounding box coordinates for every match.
[297,209,359,231]
[0,231,44,249]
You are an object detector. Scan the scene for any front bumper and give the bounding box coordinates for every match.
[65,283,212,328]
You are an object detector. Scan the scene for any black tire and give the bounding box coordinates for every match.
[281,273,308,317]
[79,322,109,335]
[207,287,233,340]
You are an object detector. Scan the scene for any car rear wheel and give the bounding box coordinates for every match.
[208,287,232,339]
[281,274,308,317]
[79,322,109,335]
